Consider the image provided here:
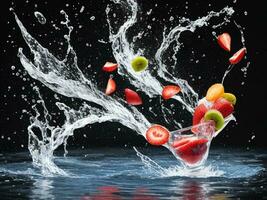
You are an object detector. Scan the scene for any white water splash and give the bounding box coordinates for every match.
[14,10,151,175]
[221,21,248,84]
[13,0,243,176]
[134,147,224,178]
[34,11,46,24]
[107,0,235,117]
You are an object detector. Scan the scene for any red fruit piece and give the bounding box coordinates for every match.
[102,62,118,72]
[212,97,234,117]
[192,104,208,126]
[175,138,209,164]
[172,138,192,149]
[217,33,231,52]
[229,47,246,64]
[124,88,143,105]
[105,78,116,95]
[146,125,170,146]
[162,85,181,100]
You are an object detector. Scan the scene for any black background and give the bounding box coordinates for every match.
[0,0,267,152]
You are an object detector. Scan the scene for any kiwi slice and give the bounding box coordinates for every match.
[222,93,236,105]
[204,109,225,131]
[131,56,148,72]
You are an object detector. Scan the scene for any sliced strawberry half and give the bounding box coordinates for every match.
[146,124,170,146]
[229,47,246,64]
[124,88,143,105]
[162,85,181,100]
[175,138,209,164]
[212,97,234,117]
[217,33,231,52]
[102,62,118,72]
[192,104,208,133]
[192,104,208,126]
[105,78,116,95]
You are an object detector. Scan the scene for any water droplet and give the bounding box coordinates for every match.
[34,11,46,24]
[80,6,85,13]
[11,65,15,70]
[147,9,152,15]
[244,11,248,15]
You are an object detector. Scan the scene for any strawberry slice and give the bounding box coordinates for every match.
[229,47,246,64]
[192,104,208,133]
[162,85,181,100]
[105,78,116,95]
[212,97,234,117]
[175,138,208,164]
[146,124,170,146]
[102,62,118,72]
[192,104,208,126]
[217,33,231,52]
[124,88,143,105]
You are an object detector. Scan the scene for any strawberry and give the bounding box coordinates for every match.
[162,85,181,100]
[229,47,246,64]
[102,62,118,72]
[124,88,143,105]
[105,78,116,95]
[217,33,231,52]
[192,104,208,126]
[212,97,234,117]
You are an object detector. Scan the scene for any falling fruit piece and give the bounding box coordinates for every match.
[204,109,225,131]
[102,62,118,72]
[206,83,224,102]
[146,124,170,146]
[105,78,116,95]
[131,56,148,72]
[124,88,143,105]
[217,33,231,52]
[229,47,246,64]
[162,85,181,100]
[222,93,237,105]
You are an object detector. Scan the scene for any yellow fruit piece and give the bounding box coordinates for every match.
[206,83,224,102]
[222,93,236,105]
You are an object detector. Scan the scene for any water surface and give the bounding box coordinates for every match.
[0,147,266,199]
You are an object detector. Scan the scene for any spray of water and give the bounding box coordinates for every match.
[13,0,245,176]
[133,147,224,178]
[14,9,151,175]
[106,0,235,122]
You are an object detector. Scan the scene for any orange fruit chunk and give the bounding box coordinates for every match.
[205,83,224,102]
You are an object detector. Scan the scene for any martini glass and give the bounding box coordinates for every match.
[166,115,234,169]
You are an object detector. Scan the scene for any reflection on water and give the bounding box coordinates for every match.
[0,148,266,199]
[31,179,54,200]
[79,181,231,200]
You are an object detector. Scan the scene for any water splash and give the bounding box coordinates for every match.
[155,7,234,111]
[134,147,224,178]
[14,10,151,175]
[13,0,244,176]
[34,11,46,24]
[134,147,264,178]
[221,21,248,84]
[107,0,235,117]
